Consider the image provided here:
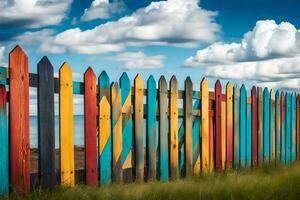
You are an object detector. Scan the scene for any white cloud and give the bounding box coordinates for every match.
[184,20,300,90]
[112,51,165,69]
[81,0,126,21]
[0,0,73,28]
[35,0,219,54]
[0,46,5,64]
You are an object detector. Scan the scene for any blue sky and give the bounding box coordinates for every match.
[1,0,300,94]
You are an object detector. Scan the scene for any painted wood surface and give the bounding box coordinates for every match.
[297,95,300,161]
[134,75,144,182]
[291,94,296,161]
[192,100,201,175]
[159,76,169,181]
[111,83,123,182]
[201,78,209,173]
[285,93,291,164]
[169,76,178,179]
[240,85,247,168]
[98,71,110,102]
[0,86,8,195]
[263,88,270,163]
[184,77,193,176]
[9,46,30,193]
[281,92,286,163]
[99,97,111,185]
[257,88,263,165]
[270,90,276,161]
[246,100,252,167]
[37,57,55,189]
[59,63,75,187]
[209,100,214,172]
[146,76,157,180]
[275,91,281,162]
[251,87,258,167]
[233,83,240,169]
[84,67,98,186]
[221,101,226,169]
[226,82,233,168]
[120,73,133,180]
[215,80,222,171]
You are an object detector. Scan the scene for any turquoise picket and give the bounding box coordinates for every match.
[0,85,8,195]
[275,91,281,162]
[192,101,200,174]
[178,121,185,176]
[120,73,133,178]
[146,75,157,180]
[246,101,252,167]
[285,93,291,164]
[240,85,247,168]
[291,94,296,162]
[263,88,270,162]
[98,71,111,185]
[281,92,286,164]
[234,83,240,169]
[270,90,276,161]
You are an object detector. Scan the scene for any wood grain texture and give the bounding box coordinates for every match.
[263,88,270,163]
[159,76,169,181]
[281,92,286,163]
[215,80,222,171]
[120,73,133,180]
[9,46,30,194]
[37,57,56,189]
[184,77,193,176]
[240,85,247,168]
[84,67,98,186]
[134,74,144,182]
[192,100,201,175]
[257,87,263,165]
[99,97,111,185]
[201,78,209,173]
[221,101,226,169]
[169,76,179,179]
[297,95,300,161]
[98,71,110,102]
[226,82,233,168]
[246,100,252,167]
[146,76,157,180]
[59,62,75,187]
[285,93,291,164]
[270,90,276,161]
[111,83,123,182]
[291,94,296,162]
[233,83,240,169]
[209,100,214,172]
[275,91,281,162]
[251,87,258,167]
[0,86,8,195]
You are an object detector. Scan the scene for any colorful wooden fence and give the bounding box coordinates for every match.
[1,46,300,195]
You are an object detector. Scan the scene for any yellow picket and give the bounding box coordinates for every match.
[201,78,209,173]
[59,62,75,186]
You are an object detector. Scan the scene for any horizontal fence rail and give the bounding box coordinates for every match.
[0,45,300,195]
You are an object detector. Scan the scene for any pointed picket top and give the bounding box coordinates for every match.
[263,87,269,96]
[59,62,72,76]
[215,80,222,88]
[234,83,240,96]
[240,84,246,96]
[134,74,143,86]
[185,76,192,87]
[251,86,256,95]
[226,82,233,94]
[270,89,275,100]
[84,67,95,77]
[159,76,167,90]
[9,45,28,59]
[111,82,120,92]
[98,71,110,87]
[120,72,130,87]
[170,75,178,91]
[120,72,131,105]
[201,77,208,87]
[147,75,156,88]
[275,90,280,99]
[38,56,53,70]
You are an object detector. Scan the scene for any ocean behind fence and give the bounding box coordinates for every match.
[0,45,300,195]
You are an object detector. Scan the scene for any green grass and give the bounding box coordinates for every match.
[2,162,300,200]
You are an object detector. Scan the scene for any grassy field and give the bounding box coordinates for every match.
[2,162,300,200]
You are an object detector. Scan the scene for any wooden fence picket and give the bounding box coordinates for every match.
[84,67,98,186]
[184,77,193,176]
[263,88,270,163]
[257,88,263,165]
[215,80,222,171]
[221,100,226,169]
[9,46,30,194]
[120,73,133,180]
[297,95,300,161]
[134,74,144,182]
[59,62,75,187]
[234,83,240,169]
[246,96,252,167]
[251,86,258,167]
[281,92,286,163]
[37,57,55,189]
[226,82,233,168]
[270,90,276,161]
[201,78,209,172]
[146,76,157,180]
[285,93,291,164]
[275,91,281,162]
[240,85,247,168]
[291,94,296,161]
[170,76,179,179]
[159,76,169,181]
[99,97,111,185]
[111,83,123,182]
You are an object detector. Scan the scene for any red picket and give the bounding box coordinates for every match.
[215,81,222,171]
[251,86,258,167]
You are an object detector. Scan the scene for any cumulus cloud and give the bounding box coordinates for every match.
[34,0,219,54]
[0,46,5,64]
[111,51,165,69]
[0,0,72,28]
[184,20,300,90]
[81,0,126,21]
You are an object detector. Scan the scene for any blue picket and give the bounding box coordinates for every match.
[285,93,291,164]
[263,88,270,162]
[291,94,296,162]
[275,91,281,162]
[246,102,252,167]
[240,85,247,168]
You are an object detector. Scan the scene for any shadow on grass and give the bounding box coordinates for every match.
[2,162,300,200]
